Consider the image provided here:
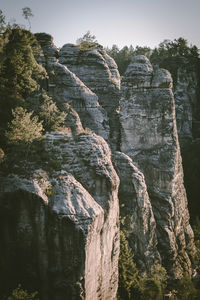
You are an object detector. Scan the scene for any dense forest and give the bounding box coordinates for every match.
[0,10,200,300]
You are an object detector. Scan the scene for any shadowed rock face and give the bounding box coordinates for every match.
[113,151,161,273]
[157,56,200,145]
[120,55,196,278]
[0,129,120,299]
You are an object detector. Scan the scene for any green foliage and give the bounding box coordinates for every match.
[106,45,134,75]
[7,284,39,300]
[141,278,163,300]
[76,30,97,45]
[106,38,199,75]
[39,92,66,131]
[118,231,141,300]
[0,27,47,140]
[77,41,97,51]
[173,275,199,300]
[0,28,46,99]
[151,38,199,63]
[76,30,98,51]
[5,107,44,145]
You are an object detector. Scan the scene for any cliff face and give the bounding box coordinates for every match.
[0,33,197,299]
[112,151,160,273]
[35,33,110,144]
[0,129,119,300]
[58,43,121,150]
[120,55,195,277]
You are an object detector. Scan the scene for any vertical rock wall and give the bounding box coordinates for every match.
[0,130,120,299]
[58,43,121,150]
[113,151,160,273]
[120,55,196,277]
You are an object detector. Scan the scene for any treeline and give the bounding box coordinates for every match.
[105,37,199,75]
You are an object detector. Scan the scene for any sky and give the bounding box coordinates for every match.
[1,0,200,50]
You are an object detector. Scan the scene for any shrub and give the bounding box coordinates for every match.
[7,284,39,300]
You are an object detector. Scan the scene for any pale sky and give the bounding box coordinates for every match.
[1,0,200,49]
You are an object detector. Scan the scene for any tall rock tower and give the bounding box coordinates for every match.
[120,55,196,277]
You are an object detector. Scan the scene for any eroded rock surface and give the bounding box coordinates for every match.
[113,151,160,273]
[35,33,110,144]
[59,43,121,149]
[0,127,119,300]
[120,55,196,278]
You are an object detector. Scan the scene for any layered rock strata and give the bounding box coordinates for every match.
[120,55,196,277]
[0,127,119,300]
[35,33,110,144]
[59,43,121,150]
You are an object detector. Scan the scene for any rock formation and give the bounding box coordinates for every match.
[35,33,110,144]
[0,124,119,299]
[58,43,121,150]
[112,151,160,273]
[0,32,197,300]
[120,55,196,278]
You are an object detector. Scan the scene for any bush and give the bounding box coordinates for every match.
[77,41,97,52]
[7,284,39,300]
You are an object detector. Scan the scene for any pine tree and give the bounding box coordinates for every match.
[5,107,43,145]
[0,27,47,131]
[39,92,66,131]
[118,231,141,300]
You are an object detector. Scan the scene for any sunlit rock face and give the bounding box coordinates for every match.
[113,151,161,274]
[35,33,110,145]
[58,43,121,150]
[120,55,196,278]
[0,118,120,300]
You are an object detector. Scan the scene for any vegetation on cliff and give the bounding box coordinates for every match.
[1,11,200,300]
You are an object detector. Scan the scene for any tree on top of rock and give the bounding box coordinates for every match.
[22,7,34,30]
[76,30,99,51]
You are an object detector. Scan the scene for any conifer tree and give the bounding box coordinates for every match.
[39,92,66,131]
[5,107,43,145]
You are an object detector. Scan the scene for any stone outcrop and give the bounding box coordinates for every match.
[35,33,110,144]
[113,151,160,273]
[0,125,119,299]
[120,55,196,278]
[1,32,197,300]
[58,43,121,150]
